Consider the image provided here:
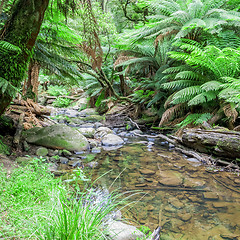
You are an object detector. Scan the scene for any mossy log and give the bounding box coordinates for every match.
[181,129,240,158]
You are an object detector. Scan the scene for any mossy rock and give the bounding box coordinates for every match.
[24,124,89,152]
[36,147,48,157]
[84,115,104,122]
[16,156,33,166]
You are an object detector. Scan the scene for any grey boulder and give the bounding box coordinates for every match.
[102,134,124,146]
[107,220,144,240]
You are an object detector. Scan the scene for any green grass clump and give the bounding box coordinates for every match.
[0,158,129,239]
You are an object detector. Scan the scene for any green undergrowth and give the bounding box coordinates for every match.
[0,136,10,155]
[0,158,133,239]
[53,97,73,108]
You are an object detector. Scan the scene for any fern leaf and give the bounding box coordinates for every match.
[0,41,21,54]
[201,81,222,91]
[171,86,202,104]
[218,87,240,101]
[188,91,217,106]
[163,65,189,74]
[0,77,18,96]
[161,80,197,90]
[175,71,203,80]
[177,113,212,128]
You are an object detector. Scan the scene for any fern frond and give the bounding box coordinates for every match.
[171,86,202,104]
[218,87,240,101]
[175,71,203,80]
[188,0,204,18]
[161,80,197,90]
[201,81,222,91]
[0,77,18,97]
[168,51,190,61]
[188,91,217,106]
[163,65,189,74]
[177,113,212,128]
[0,41,21,54]
[221,77,240,90]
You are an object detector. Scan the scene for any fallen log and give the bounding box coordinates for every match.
[134,132,239,169]
[181,128,240,158]
[10,105,51,116]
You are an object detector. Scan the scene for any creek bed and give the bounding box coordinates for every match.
[89,139,240,240]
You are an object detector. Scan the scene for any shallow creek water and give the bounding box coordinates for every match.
[89,139,240,240]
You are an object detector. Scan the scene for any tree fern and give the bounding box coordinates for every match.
[160,39,240,126]
[130,0,240,42]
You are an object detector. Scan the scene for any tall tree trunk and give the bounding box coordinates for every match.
[23,60,40,101]
[0,0,49,115]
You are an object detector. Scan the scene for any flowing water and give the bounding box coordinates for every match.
[89,138,240,240]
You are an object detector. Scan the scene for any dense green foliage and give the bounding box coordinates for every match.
[1,0,240,127]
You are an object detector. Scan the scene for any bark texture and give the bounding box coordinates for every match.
[23,60,40,101]
[181,128,240,158]
[0,0,49,115]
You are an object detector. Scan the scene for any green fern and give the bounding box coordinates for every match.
[171,86,203,104]
[188,91,217,106]
[0,41,21,55]
[162,80,200,90]
[0,77,18,97]
[130,0,239,42]
[177,113,212,128]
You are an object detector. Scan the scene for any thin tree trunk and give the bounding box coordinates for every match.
[0,0,49,115]
[23,60,40,101]
[0,0,5,15]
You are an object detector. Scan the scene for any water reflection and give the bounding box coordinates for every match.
[90,141,240,240]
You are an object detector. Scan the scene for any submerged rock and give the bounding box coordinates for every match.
[139,169,156,175]
[158,171,183,186]
[203,192,219,200]
[78,108,98,116]
[178,212,192,222]
[24,124,89,152]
